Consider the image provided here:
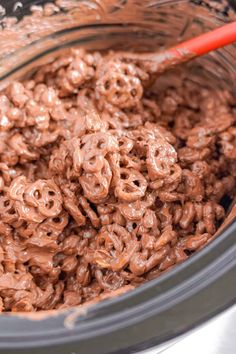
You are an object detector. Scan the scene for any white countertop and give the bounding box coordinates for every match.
[141,304,236,354]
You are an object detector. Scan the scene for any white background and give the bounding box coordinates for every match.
[140,304,236,354]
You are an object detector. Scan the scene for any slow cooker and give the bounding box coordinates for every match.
[0,1,235,353]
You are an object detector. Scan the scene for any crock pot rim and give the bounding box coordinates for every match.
[0,6,235,352]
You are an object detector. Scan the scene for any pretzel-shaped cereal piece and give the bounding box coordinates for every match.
[118,200,146,221]
[37,211,69,238]
[81,132,118,155]
[81,132,118,168]
[83,154,105,174]
[8,175,27,202]
[96,60,143,109]
[115,168,147,202]
[163,164,182,191]
[24,179,62,217]
[95,269,125,291]
[118,136,134,155]
[94,224,139,272]
[15,201,46,223]
[146,138,177,180]
[0,196,18,224]
[8,176,45,223]
[81,132,118,173]
[150,164,182,191]
[80,159,112,203]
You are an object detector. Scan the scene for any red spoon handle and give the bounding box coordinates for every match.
[114,21,236,73]
[167,20,236,62]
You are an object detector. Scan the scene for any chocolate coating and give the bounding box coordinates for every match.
[0,48,235,312]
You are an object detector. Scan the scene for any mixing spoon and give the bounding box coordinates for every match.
[114,21,236,73]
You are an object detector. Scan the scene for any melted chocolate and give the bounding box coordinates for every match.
[0,47,234,312]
